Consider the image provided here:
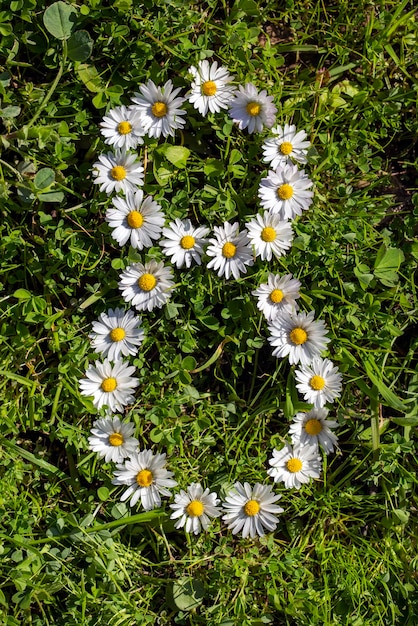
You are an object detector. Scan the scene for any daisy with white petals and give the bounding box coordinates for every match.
[106,190,165,250]
[92,149,144,195]
[170,483,221,535]
[252,273,301,321]
[228,83,277,134]
[90,308,145,361]
[222,482,283,538]
[289,408,339,454]
[131,79,186,138]
[258,163,313,221]
[267,310,330,366]
[118,260,175,312]
[267,443,322,489]
[188,60,236,116]
[245,212,293,261]
[88,416,138,463]
[79,359,139,414]
[206,222,254,280]
[295,358,343,408]
[99,105,145,150]
[160,218,210,268]
[262,124,310,169]
[112,449,177,510]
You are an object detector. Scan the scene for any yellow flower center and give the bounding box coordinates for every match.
[289,327,308,345]
[202,80,217,96]
[136,469,153,487]
[270,289,284,303]
[138,273,157,292]
[278,183,294,200]
[304,418,323,435]
[180,235,195,250]
[261,226,276,242]
[110,327,126,342]
[222,242,237,258]
[108,432,124,447]
[287,457,303,473]
[186,500,205,517]
[309,375,326,391]
[151,101,167,117]
[117,121,132,135]
[101,377,117,392]
[280,141,293,155]
[244,500,260,516]
[127,210,144,228]
[110,165,127,181]
[246,102,261,116]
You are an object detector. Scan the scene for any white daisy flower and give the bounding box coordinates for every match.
[99,105,145,150]
[160,218,210,268]
[245,212,293,261]
[79,359,139,414]
[89,307,145,361]
[188,60,236,116]
[258,163,313,221]
[262,124,310,169]
[289,408,339,454]
[252,273,301,321]
[222,482,283,539]
[169,483,222,535]
[118,260,175,312]
[88,416,138,463]
[228,83,277,134]
[112,449,177,510]
[267,310,330,366]
[267,443,322,489]
[92,149,144,196]
[295,358,343,408]
[105,190,165,250]
[131,79,187,139]
[206,222,254,280]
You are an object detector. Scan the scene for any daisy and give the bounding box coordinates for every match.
[206,222,254,280]
[88,416,138,463]
[252,273,301,321]
[228,83,277,134]
[295,358,343,408]
[131,79,187,139]
[118,260,175,312]
[105,190,165,250]
[112,449,177,510]
[258,163,313,221]
[160,218,210,268]
[262,124,310,169]
[79,359,139,414]
[99,105,145,150]
[89,307,145,361]
[188,60,236,116]
[169,483,222,535]
[222,482,283,539]
[92,149,144,195]
[289,408,339,454]
[267,443,322,489]
[267,310,330,366]
[245,212,293,261]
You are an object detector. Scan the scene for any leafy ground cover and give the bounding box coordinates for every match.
[0,0,417,624]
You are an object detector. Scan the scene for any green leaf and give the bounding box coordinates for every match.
[13,288,32,300]
[34,167,55,190]
[157,145,190,169]
[204,158,223,177]
[97,487,110,501]
[1,105,21,119]
[76,63,104,93]
[172,577,205,612]
[364,359,408,413]
[67,30,93,62]
[37,191,64,203]
[43,1,77,41]
[374,245,404,286]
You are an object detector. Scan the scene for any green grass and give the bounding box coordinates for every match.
[0,0,417,624]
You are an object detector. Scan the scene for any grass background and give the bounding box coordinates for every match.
[0,0,417,624]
